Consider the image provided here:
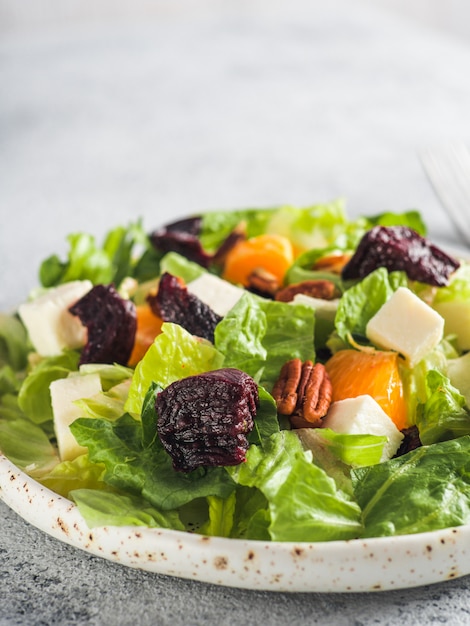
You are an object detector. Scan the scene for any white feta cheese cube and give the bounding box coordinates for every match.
[366,287,444,367]
[18,280,92,356]
[322,395,404,461]
[187,273,245,316]
[50,373,102,461]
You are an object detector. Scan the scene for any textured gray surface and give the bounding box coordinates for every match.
[2,1,470,623]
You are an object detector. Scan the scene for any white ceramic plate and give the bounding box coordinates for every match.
[1,452,469,592]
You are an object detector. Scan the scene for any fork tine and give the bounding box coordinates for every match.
[420,142,470,247]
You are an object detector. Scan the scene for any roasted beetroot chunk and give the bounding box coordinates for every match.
[148,272,222,342]
[149,216,212,268]
[156,368,258,472]
[69,284,137,366]
[341,226,460,287]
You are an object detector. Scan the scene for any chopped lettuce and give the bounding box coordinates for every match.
[214,292,316,391]
[265,200,349,253]
[39,221,149,289]
[229,431,363,542]
[0,313,29,371]
[17,351,80,424]
[0,415,59,477]
[159,252,207,283]
[39,454,106,497]
[200,208,277,252]
[415,370,470,445]
[125,322,224,416]
[71,488,185,530]
[353,436,470,537]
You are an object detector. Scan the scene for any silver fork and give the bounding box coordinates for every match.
[420,141,470,247]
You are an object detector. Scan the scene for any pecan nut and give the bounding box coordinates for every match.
[275,279,339,303]
[312,252,352,274]
[272,358,333,428]
[246,267,280,297]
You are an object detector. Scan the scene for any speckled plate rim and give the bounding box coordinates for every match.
[1,453,469,593]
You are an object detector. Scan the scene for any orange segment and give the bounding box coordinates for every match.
[222,234,294,287]
[324,349,407,430]
[128,304,163,366]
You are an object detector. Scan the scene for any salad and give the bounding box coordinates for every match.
[2,199,470,544]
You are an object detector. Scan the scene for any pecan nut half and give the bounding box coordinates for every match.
[275,279,339,303]
[272,358,333,428]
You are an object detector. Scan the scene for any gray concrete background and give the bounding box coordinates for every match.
[2,1,470,623]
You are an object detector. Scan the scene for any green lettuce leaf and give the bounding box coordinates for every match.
[125,322,224,416]
[214,293,315,391]
[18,351,80,424]
[433,263,470,304]
[229,431,362,542]
[415,370,470,445]
[159,252,207,283]
[266,200,349,253]
[200,208,277,252]
[39,454,106,497]
[39,221,149,288]
[0,313,29,371]
[0,415,59,477]
[71,489,185,530]
[353,436,470,537]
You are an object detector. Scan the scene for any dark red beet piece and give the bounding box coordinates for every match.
[156,368,258,472]
[341,226,460,287]
[69,284,137,366]
[394,425,422,457]
[148,272,222,343]
[149,216,212,268]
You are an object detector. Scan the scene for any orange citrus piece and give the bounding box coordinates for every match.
[222,234,294,287]
[324,349,407,430]
[128,304,163,366]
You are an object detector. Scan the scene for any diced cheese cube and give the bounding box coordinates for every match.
[50,373,102,461]
[18,280,92,356]
[433,300,470,352]
[187,273,245,316]
[366,287,444,367]
[322,395,404,461]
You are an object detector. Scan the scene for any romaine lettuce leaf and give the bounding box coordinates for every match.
[265,200,349,253]
[39,221,149,288]
[18,351,80,424]
[39,454,105,497]
[229,431,363,542]
[0,415,59,477]
[214,293,315,391]
[71,488,184,530]
[415,370,470,445]
[159,252,207,283]
[353,436,470,537]
[200,208,277,252]
[125,322,224,416]
[0,313,29,371]
[433,263,470,304]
